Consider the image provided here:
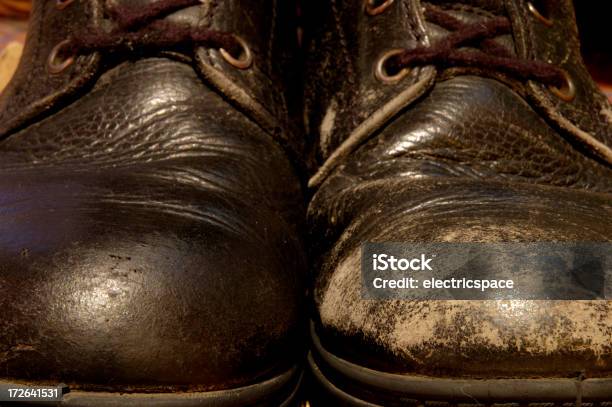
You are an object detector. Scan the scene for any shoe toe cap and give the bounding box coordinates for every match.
[0,170,305,390]
[315,181,612,378]
[319,257,612,377]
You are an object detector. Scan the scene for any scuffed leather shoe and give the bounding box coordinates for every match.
[304,0,612,404]
[0,1,306,405]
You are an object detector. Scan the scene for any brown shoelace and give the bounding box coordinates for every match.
[62,0,241,58]
[386,3,566,87]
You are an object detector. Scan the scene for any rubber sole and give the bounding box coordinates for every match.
[308,322,612,406]
[0,365,303,406]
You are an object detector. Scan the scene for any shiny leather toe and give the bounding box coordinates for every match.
[0,57,306,391]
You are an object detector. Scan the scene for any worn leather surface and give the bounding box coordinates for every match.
[305,0,612,378]
[0,0,306,393]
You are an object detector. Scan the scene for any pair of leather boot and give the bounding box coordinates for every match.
[0,0,610,405]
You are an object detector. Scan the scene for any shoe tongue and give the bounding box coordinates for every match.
[422,0,516,55]
[106,0,210,27]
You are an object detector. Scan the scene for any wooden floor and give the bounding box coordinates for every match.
[0,17,25,92]
[0,41,20,92]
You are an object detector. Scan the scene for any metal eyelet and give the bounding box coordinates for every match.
[527,2,553,26]
[47,39,75,74]
[375,48,410,84]
[220,35,253,70]
[548,70,576,102]
[55,0,75,10]
[365,0,395,16]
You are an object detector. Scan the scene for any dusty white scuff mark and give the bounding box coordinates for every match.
[319,249,612,362]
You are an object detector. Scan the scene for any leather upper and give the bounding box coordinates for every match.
[0,0,303,156]
[304,0,612,187]
[304,0,612,378]
[0,0,306,392]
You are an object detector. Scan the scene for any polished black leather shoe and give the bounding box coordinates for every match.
[303,0,612,404]
[0,1,306,405]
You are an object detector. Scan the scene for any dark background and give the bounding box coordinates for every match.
[575,2,612,87]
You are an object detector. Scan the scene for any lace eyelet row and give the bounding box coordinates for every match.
[366,0,576,102]
[46,3,252,75]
